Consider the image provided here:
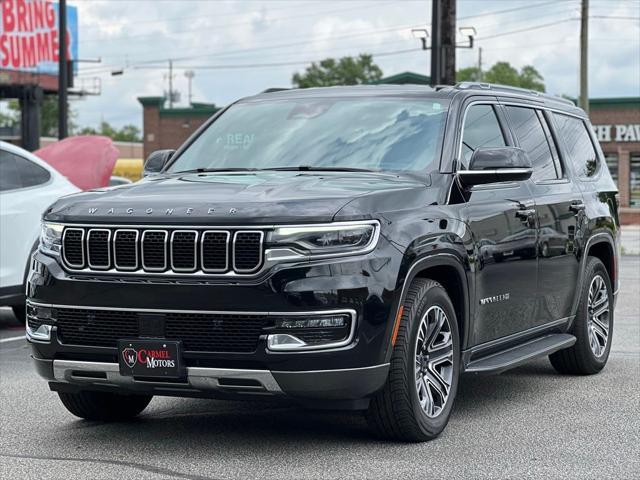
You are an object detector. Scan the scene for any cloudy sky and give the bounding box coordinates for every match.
[68,0,640,130]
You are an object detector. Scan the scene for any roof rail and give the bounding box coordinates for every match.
[454,82,574,106]
[261,87,291,94]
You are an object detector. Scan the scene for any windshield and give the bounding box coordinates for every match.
[167,97,448,173]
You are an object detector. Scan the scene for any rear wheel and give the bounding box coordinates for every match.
[550,257,613,375]
[58,391,152,421]
[366,279,460,442]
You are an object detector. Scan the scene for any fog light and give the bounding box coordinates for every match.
[26,323,52,342]
[267,312,354,351]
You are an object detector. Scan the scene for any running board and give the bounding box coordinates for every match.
[464,334,576,374]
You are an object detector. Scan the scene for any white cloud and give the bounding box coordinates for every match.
[67,0,639,130]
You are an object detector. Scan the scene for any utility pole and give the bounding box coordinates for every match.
[477,47,483,81]
[185,70,195,105]
[440,0,456,85]
[58,0,68,139]
[168,59,174,108]
[430,0,441,86]
[579,0,589,114]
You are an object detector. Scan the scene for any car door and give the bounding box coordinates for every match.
[503,105,584,324]
[0,149,55,290]
[454,101,539,345]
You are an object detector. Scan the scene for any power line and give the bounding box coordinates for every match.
[458,0,573,20]
[475,18,579,41]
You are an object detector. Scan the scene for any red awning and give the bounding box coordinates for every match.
[35,136,119,190]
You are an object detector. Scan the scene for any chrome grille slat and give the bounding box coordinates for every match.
[201,231,229,273]
[171,230,198,272]
[233,231,264,273]
[113,229,139,271]
[62,228,85,268]
[141,230,168,271]
[87,229,111,270]
[61,226,263,275]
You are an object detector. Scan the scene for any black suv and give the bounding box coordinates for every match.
[27,83,619,441]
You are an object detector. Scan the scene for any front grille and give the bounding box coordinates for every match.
[171,231,197,271]
[233,231,264,272]
[87,229,110,269]
[142,231,167,271]
[62,229,84,267]
[64,226,264,275]
[54,307,269,353]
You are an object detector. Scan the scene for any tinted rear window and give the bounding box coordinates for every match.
[553,113,599,179]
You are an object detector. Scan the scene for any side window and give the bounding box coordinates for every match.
[0,150,51,192]
[460,104,506,168]
[552,113,599,179]
[505,106,558,181]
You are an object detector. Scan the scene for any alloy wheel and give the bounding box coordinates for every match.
[414,305,454,418]
[587,274,610,358]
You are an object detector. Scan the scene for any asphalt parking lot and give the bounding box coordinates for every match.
[1,257,638,480]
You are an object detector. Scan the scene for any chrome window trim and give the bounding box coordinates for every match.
[170,230,199,273]
[86,228,111,270]
[113,229,139,271]
[141,230,168,272]
[233,230,264,273]
[201,230,230,273]
[62,228,85,269]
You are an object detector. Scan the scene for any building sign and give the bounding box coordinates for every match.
[593,124,640,143]
[0,0,78,74]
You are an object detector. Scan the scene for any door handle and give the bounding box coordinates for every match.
[569,202,586,213]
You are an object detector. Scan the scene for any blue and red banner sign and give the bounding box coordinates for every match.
[1,0,78,74]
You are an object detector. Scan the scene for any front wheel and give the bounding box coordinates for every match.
[58,391,152,421]
[366,279,460,442]
[550,257,613,375]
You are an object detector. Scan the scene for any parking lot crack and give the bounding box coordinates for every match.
[0,453,219,480]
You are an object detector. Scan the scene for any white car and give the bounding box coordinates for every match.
[0,141,79,322]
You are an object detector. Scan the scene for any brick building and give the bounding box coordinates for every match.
[137,87,639,223]
[137,96,220,159]
[589,97,640,224]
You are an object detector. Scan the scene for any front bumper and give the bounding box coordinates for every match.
[33,356,389,406]
[27,239,401,402]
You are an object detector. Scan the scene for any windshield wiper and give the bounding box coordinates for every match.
[263,166,377,172]
[172,167,261,174]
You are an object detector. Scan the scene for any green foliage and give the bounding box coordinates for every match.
[7,96,77,136]
[456,66,481,82]
[78,121,141,142]
[456,61,546,92]
[292,54,383,88]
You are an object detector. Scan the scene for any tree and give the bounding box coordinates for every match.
[7,95,77,136]
[456,61,545,92]
[292,54,383,88]
[78,121,141,142]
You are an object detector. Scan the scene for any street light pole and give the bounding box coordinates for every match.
[430,0,441,87]
[58,0,68,139]
[579,0,589,114]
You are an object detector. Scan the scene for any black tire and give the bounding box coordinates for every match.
[366,279,460,442]
[58,391,152,421]
[550,257,613,375]
[11,305,26,325]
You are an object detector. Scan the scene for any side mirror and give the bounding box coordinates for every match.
[458,147,533,187]
[143,149,175,177]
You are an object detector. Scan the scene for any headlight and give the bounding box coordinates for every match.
[40,222,64,255]
[268,221,379,257]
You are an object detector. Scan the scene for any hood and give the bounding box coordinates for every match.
[45,171,428,224]
[36,136,119,191]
